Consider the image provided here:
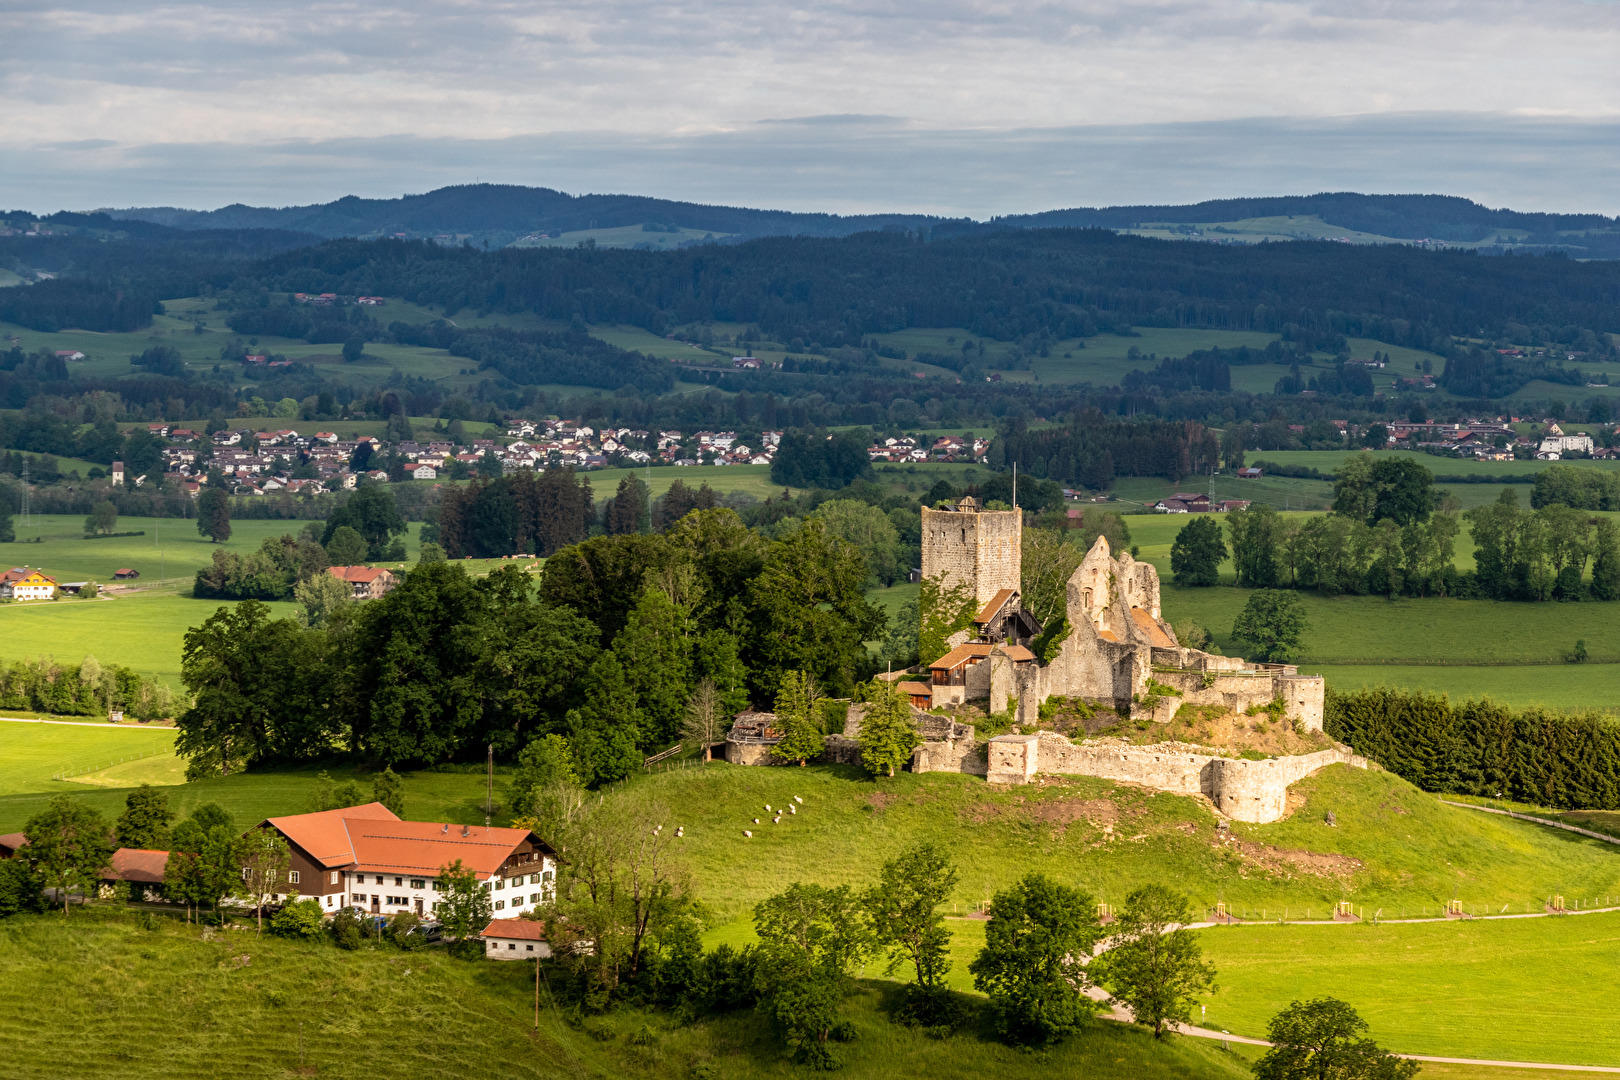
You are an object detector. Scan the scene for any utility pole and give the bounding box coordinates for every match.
[534,958,540,1030]
[485,743,493,826]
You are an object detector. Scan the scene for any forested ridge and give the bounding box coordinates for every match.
[237,229,1620,353]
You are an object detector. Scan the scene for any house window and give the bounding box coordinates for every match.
[530,893,540,904]
[489,941,497,950]
[542,871,553,883]
[510,896,525,907]
[495,879,505,890]
[394,877,403,887]
[326,896,334,907]
[375,875,384,885]
[288,871,300,885]
[240,867,250,881]
[410,879,425,890]
[495,900,505,910]
[526,944,534,952]
[330,871,340,885]
[351,894,366,904]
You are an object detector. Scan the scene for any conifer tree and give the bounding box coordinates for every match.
[857,681,921,778]
[770,670,824,766]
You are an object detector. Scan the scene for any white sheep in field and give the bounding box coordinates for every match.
[743,830,752,838]
[794,796,803,804]
[753,817,760,824]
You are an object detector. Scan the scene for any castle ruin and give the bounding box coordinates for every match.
[912,496,1340,823]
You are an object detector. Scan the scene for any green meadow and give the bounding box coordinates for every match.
[1199,912,1620,1066]
[0,719,177,792]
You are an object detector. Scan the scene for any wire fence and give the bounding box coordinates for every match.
[51,745,175,782]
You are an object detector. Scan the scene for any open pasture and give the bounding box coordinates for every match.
[0,719,177,794]
[1199,911,1620,1066]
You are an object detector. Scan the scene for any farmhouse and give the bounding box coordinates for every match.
[1,569,57,600]
[253,802,559,918]
[0,832,27,858]
[481,917,553,959]
[327,566,398,599]
[113,568,140,580]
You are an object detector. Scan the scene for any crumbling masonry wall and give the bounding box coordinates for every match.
[984,733,1368,823]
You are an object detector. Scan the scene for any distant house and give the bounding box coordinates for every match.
[113,568,140,580]
[897,681,934,710]
[410,464,437,480]
[328,566,398,600]
[356,297,386,306]
[54,350,85,361]
[481,918,553,960]
[110,461,125,486]
[0,832,27,859]
[1236,467,1263,479]
[2,570,57,600]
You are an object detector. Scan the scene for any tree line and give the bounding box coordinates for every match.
[1328,688,1620,810]
[1169,454,1620,601]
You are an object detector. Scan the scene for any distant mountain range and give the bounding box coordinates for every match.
[103,185,1620,256]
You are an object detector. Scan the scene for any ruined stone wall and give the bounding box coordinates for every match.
[1279,675,1326,733]
[984,732,1369,823]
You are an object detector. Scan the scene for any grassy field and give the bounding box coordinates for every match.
[1306,664,1620,711]
[1199,912,1620,1066]
[0,720,178,793]
[1253,448,1620,480]
[0,907,1252,1080]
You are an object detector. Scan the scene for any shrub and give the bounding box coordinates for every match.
[270,898,326,939]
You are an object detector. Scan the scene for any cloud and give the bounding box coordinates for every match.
[1,0,1617,210]
[5,113,1619,217]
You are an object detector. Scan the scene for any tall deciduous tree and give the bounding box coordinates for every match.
[196,486,232,543]
[1226,504,1283,588]
[615,584,693,747]
[114,784,174,850]
[1253,998,1419,1080]
[324,483,407,561]
[1231,589,1309,662]
[85,500,118,536]
[1170,517,1226,587]
[1021,528,1085,627]
[969,873,1103,1046]
[770,670,824,766]
[754,882,874,1068]
[749,519,885,698]
[506,733,581,820]
[25,795,114,915]
[864,842,958,1020]
[856,681,920,778]
[1094,883,1215,1038]
[568,653,645,786]
[324,525,368,565]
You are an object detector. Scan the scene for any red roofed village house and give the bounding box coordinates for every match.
[327,566,398,599]
[254,802,558,918]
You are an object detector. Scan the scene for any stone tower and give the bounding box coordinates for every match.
[920,495,1021,605]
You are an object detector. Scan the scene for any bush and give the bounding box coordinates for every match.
[330,906,364,950]
[270,898,326,939]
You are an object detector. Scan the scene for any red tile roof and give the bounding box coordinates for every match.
[974,588,1017,625]
[481,917,549,941]
[328,566,391,583]
[109,848,169,883]
[928,643,993,671]
[998,644,1036,662]
[1130,607,1176,648]
[0,831,27,855]
[261,803,551,879]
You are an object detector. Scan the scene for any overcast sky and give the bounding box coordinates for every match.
[3,0,1618,215]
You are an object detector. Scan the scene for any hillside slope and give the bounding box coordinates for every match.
[0,908,1249,1080]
